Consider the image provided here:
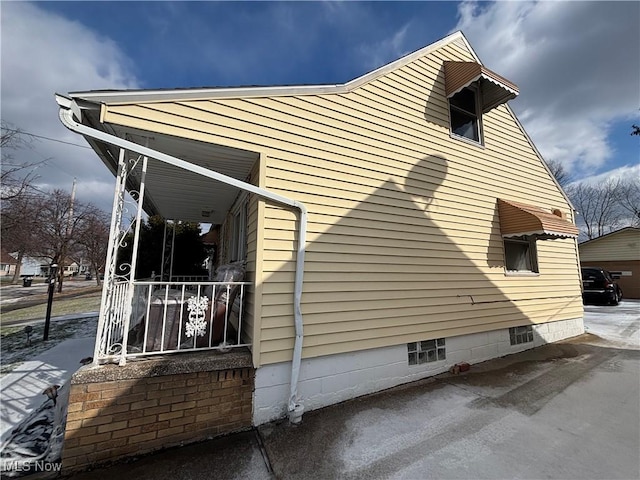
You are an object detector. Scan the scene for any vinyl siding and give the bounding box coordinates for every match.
[579,229,640,262]
[101,41,582,366]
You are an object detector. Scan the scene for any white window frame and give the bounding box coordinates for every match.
[503,235,539,275]
[448,84,484,146]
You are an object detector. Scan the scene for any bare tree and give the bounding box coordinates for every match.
[37,189,97,292]
[546,160,571,188]
[1,191,46,283]
[75,207,110,286]
[617,177,640,226]
[1,121,45,200]
[569,178,624,239]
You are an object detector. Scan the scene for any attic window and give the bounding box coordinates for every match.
[449,86,481,143]
[444,61,519,113]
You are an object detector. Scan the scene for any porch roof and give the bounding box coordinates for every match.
[83,113,258,224]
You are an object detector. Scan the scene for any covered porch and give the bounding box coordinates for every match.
[57,93,307,426]
[58,100,265,366]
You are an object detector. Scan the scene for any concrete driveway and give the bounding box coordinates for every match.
[583,299,640,349]
[68,301,640,480]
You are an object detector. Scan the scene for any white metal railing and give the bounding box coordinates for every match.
[96,280,250,362]
[152,274,210,283]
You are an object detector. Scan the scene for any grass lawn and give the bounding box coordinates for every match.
[0,293,101,327]
[0,292,101,374]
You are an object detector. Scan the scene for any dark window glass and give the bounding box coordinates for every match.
[449,88,480,142]
[504,236,538,273]
[450,88,476,112]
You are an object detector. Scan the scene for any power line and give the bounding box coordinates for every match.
[2,127,91,149]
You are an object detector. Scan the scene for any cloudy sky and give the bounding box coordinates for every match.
[2,1,638,214]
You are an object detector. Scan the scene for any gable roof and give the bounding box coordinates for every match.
[59,29,574,217]
[69,31,480,105]
[0,249,17,265]
[578,226,640,246]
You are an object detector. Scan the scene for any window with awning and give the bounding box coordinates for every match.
[445,61,519,145]
[497,199,579,240]
[498,199,578,274]
[444,61,519,113]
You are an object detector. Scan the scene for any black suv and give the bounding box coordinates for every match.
[581,267,623,305]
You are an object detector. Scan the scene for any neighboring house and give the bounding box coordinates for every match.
[55,31,583,472]
[19,256,44,277]
[61,258,88,277]
[40,257,89,278]
[579,227,640,299]
[0,250,17,277]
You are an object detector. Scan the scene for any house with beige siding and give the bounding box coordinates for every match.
[0,249,17,277]
[55,31,583,471]
[579,227,640,299]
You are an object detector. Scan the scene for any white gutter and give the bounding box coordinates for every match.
[55,94,307,423]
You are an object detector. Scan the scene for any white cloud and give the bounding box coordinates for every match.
[453,1,640,177]
[357,23,412,71]
[568,163,640,188]
[1,2,139,212]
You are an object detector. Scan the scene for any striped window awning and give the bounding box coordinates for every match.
[498,199,579,240]
[444,61,519,112]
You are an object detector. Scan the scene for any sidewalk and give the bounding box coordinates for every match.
[0,337,94,445]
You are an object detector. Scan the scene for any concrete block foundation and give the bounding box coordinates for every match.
[253,318,584,425]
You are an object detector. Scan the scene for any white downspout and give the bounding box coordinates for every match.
[288,202,307,423]
[56,95,307,422]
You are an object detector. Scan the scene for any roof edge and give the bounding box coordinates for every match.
[70,31,473,105]
[578,226,640,245]
[503,104,577,213]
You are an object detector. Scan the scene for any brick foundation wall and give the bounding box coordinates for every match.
[62,350,254,473]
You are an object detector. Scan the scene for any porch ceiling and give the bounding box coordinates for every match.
[107,125,259,224]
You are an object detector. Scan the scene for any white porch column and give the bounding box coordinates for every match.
[118,155,148,365]
[93,148,128,363]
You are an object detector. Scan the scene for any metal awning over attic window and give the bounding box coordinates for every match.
[498,199,579,240]
[444,61,519,112]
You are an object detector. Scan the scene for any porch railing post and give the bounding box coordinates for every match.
[94,148,128,363]
[160,221,168,280]
[118,155,148,366]
[169,220,176,281]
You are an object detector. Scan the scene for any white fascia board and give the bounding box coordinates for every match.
[69,31,469,106]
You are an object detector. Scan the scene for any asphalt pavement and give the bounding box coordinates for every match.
[65,300,640,480]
